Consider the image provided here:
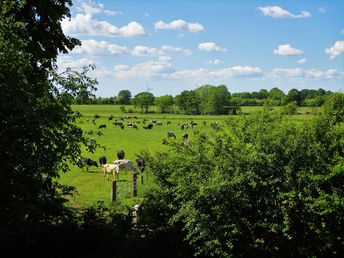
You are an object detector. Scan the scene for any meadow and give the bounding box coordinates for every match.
[59,105,316,210]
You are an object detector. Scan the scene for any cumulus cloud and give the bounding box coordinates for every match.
[325,41,344,59]
[297,58,307,64]
[62,13,145,37]
[57,56,96,71]
[207,59,222,65]
[161,45,192,55]
[77,0,121,16]
[131,46,161,56]
[198,42,227,52]
[159,55,172,61]
[274,44,304,56]
[73,39,129,55]
[258,6,311,18]
[269,67,343,80]
[154,19,204,33]
[106,62,262,80]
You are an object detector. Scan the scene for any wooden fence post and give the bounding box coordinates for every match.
[112,180,117,202]
[140,174,144,185]
[132,173,138,197]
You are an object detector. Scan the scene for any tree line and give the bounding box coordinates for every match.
[73,86,334,115]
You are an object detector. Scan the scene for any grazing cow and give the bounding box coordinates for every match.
[183,133,189,140]
[136,158,145,172]
[117,150,125,160]
[203,121,207,126]
[119,124,124,129]
[113,159,138,174]
[166,121,171,125]
[102,164,119,180]
[92,119,96,125]
[156,121,162,125]
[180,124,185,130]
[167,131,176,139]
[143,124,153,129]
[98,124,106,129]
[162,138,169,145]
[99,156,107,167]
[76,157,98,172]
[108,115,114,121]
[94,114,100,119]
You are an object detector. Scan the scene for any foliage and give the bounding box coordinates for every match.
[0,2,98,252]
[117,89,132,105]
[141,95,344,257]
[132,91,155,113]
[280,101,298,115]
[155,95,174,113]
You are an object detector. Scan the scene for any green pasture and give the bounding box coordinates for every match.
[59,105,316,209]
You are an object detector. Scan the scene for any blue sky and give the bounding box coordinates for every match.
[58,0,344,97]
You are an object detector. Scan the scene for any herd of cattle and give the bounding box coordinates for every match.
[76,150,145,181]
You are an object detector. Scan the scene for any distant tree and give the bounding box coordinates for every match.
[286,88,303,106]
[258,89,269,99]
[132,92,155,113]
[269,87,285,101]
[117,90,132,105]
[178,90,201,115]
[155,95,173,113]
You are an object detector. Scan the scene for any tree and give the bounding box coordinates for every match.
[132,92,155,113]
[196,85,231,115]
[269,87,285,101]
[142,98,344,257]
[286,88,303,105]
[155,95,173,113]
[0,2,98,252]
[117,90,132,105]
[178,90,201,115]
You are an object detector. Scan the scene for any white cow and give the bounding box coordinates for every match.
[102,164,119,180]
[113,159,138,174]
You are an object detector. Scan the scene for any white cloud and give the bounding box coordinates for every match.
[269,67,343,80]
[62,13,145,37]
[297,58,307,64]
[155,19,204,33]
[73,39,129,55]
[161,45,192,55]
[57,56,96,71]
[274,44,304,56]
[325,41,344,59]
[112,61,175,79]
[77,0,121,16]
[209,66,262,78]
[159,55,172,61]
[131,46,160,56]
[258,6,311,18]
[207,59,222,65]
[105,62,262,80]
[198,42,227,52]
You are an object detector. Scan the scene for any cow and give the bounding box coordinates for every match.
[117,150,125,160]
[99,156,107,167]
[98,124,106,129]
[113,159,138,174]
[167,131,176,139]
[179,124,185,130]
[162,138,169,145]
[108,115,114,121]
[76,157,98,172]
[166,121,171,125]
[143,124,153,129]
[156,121,163,125]
[183,133,189,140]
[102,163,119,180]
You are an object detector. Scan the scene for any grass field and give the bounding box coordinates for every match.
[59,105,317,210]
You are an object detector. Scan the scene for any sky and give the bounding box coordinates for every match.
[57,0,344,97]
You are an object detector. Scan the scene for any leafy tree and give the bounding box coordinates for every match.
[196,85,231,115]
[117,90,132,105]
[132,92,155,113]
[286,88,303,105]
[0,2,98,252]
[269,87,285,103]
[178,90,201,115]
[258,89,269,99]
[155,95,173,113]
[141,94,344,257]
